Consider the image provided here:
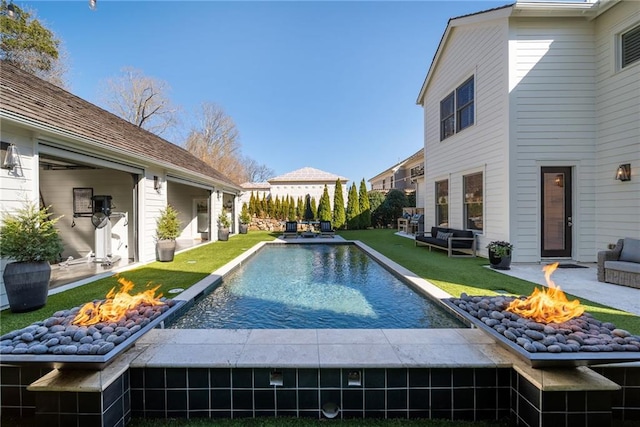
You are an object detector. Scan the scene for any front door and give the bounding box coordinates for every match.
[541,167,572,258]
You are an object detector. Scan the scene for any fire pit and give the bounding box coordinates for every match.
[444,263,640,368]
[0,277,185,370]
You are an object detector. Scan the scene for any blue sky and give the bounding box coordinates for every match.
[31,0,505,187]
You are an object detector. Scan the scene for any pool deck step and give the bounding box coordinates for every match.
[130,328,516,369]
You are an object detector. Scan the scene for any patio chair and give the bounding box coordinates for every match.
[319,220,335,238]
[283,221,299,239]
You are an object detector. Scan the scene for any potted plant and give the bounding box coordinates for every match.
[239,203,251,234]
[487,240,513,270]
[155,205,181,262]
[0,201,64,312]
[218,212,231,241]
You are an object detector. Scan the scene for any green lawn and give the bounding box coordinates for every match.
[2,229,639,335]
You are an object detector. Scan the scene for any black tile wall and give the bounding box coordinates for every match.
[4,365,633,425]
[593,366,640,422]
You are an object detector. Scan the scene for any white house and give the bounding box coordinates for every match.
[0,62,243,307]
[242,167,349,210]
[416,0,639,262]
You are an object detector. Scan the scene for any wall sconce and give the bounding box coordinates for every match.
[2,144,20,171]
[216,190,221,200]
[554,174,564,188]
[615,164,631,181]
[153,175,162,192]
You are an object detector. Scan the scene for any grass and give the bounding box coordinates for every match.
[2,229,639,335]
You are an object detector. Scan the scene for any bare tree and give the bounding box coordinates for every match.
[98,67,180,137]
[184,102,248,182]
[241,156,274,183]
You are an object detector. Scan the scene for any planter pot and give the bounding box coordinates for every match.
[489,249,512,270]
[156,239,177,262]
[2,261,51,313]
[239,223,249,234]
[218,227,230,241]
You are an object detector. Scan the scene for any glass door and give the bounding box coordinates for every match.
[541,167,572,258]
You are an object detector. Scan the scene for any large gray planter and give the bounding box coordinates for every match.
[156,239,177,262]
[218,227,230,241]
[2,261,51,313]
[239,224,249,234]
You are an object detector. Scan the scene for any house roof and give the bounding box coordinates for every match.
[240,181,271,189]
[0,61,240,190]
[368,148,424,182]
[416,0,612,104]
[268,167,348,183]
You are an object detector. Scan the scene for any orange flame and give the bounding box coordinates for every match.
[507,262,584,323]
[72,277,164,326]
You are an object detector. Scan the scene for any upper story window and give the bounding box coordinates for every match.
[622,24,640,68]
[440,76,475,141]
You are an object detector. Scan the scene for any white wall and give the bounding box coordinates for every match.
[593,2,640,248]
[422,18,509,252]
[510,17,597,262]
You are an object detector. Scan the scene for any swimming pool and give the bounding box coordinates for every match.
[168,243,464,329]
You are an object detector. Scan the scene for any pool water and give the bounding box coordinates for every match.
[169,244,464,329]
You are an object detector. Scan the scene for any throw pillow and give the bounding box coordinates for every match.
[619,237,640,263]
[436,231,453,241]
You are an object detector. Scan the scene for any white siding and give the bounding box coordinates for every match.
[510,17,597,262]
[593,2,640,248]
[422,18,509,249]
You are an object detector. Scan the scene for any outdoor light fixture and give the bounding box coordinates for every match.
[554,174,564,187]
[88,0,97,11]
[615,164,631,181]
[153,175,162,192]
[2,144,20,171]
[216,190,221,200]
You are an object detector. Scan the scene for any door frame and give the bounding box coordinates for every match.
[540,166,572,258]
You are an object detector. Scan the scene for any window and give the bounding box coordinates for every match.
[435,180,449,227]
[440,76,474,141]
[391,175,395,188]
[463,172,483,231]
[622,25,640,68]
[440,93,455,140]
[382,179,386,190]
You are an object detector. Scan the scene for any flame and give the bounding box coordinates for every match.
[507,262,584,323]
[72,277,164,326]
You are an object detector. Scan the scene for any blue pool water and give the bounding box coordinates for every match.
[168,244,463,329]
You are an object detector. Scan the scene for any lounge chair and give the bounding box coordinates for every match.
[319,220,335,238]
[283,221,299,239]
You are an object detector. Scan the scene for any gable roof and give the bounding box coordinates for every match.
[268,167,348,184]
[0,61,240,189]
[416,0,613,104]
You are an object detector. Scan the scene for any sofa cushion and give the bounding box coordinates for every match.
[604,260,640,274]
[619,238,640,263]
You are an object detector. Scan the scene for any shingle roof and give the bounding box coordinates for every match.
[240,181,271,189]
[268,167,348,183]
[0,61,239,188]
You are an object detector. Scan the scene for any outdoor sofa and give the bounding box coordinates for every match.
[597,237,640,289]
[415,226,477,258]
